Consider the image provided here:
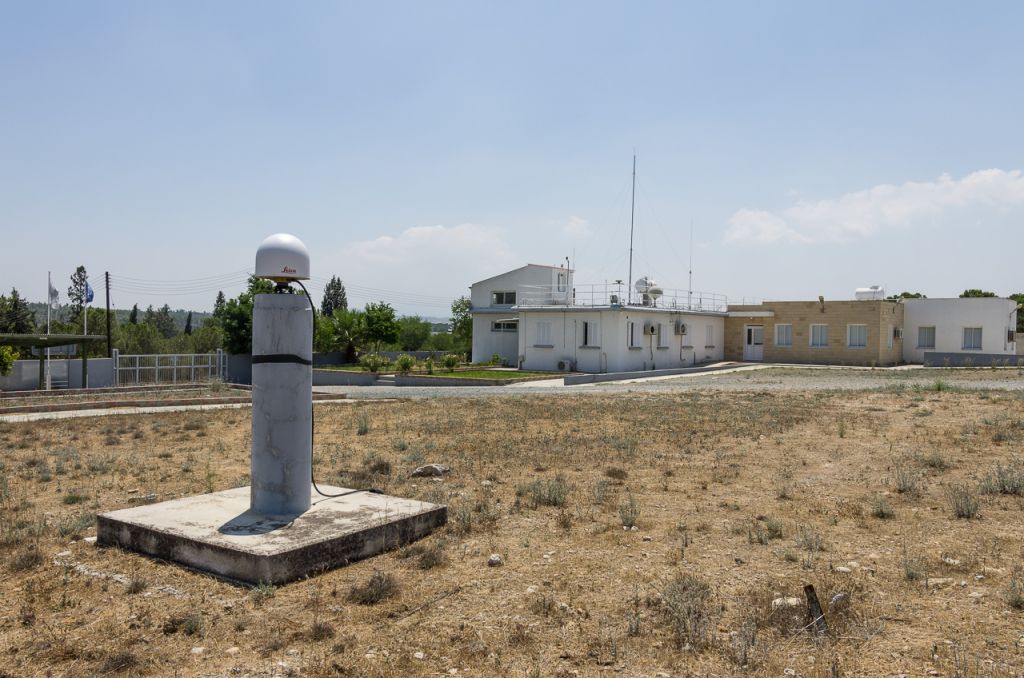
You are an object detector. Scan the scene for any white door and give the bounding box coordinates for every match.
[744,325,764,361]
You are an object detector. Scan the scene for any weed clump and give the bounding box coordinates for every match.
[947,483,980,519]
[659,573,716,650]
[348,570,398,605]
[517,475,570,509]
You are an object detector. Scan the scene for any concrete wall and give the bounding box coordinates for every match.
[470,264,574,365]
[516,308,724,373]
[903,298,1017,363]
[923,352,1024,367]
[312,369,377,386]
[726,300,905,366]
[0,357,115,391]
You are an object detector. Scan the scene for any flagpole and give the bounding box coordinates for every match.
[83,278,88,336]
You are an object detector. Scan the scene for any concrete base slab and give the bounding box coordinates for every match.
[97,486,447,584]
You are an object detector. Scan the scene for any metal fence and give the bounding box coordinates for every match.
[113,350,227,386]
[518,283,734,313]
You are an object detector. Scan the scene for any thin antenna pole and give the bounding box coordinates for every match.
[627,153,636,305]
[688,221,693,310]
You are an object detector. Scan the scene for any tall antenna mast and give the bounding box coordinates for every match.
[627,153,636,305]
[688,221,693,309]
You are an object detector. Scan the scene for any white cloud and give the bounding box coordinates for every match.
[562,215,593,238]
[323,223,519,315]
[726,169,1024,244]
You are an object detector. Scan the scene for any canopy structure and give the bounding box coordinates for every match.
[0,334,107,390]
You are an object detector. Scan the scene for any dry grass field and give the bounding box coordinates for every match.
[1,377,1024,676]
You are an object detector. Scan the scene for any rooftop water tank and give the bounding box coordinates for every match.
[855,285,885,301]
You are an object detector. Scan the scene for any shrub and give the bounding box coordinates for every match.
[605,467,628,481]
[947,483,980,519]
[979,457,1024,496]
[518,476,571,509]
[348,570,399,605]
[394,354,416,374]
[660,574,716,649]
[0,346,16,377]
[442,354,460,371]
[870,496,895,519]
[359,353,389,373]
[619,491,640,529]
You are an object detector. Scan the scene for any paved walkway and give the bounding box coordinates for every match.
[0,399,364,423]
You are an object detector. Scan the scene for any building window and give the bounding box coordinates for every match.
[657,322,669,348]
[627,321,637,347]
[705,325,714,347]
[847,324,867,348]
[775,324,792,347]
[963,327,982,350]
[581,320,598,347]
[918,326,936,349]
[810,324,828,347]
[491,321,517,332]
[535,321,552,346]
[491,291,516,305]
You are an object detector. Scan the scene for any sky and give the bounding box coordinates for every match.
[2,1,1022,318]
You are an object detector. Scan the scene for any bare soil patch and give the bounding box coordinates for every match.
[1,386,1023,676]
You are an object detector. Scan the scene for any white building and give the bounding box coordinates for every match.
[515,305,725,372]
[469,264,573,365]
[470,267,727,371]
[903,297,1018,364]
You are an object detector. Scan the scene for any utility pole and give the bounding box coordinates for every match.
[105,271,112,357]
[627,153,636,305]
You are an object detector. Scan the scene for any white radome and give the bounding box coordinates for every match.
[255,233,311,281]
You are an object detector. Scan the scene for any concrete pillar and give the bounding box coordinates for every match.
[250,293,313,516]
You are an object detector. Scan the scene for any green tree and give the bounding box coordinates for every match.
[320,275,348,317]
[213,291,226,319]
[67,265,89,324]
[396,315,431,351]
[960,289,997,298]
[184,311,193,336]
[329,308,366,363]
[143,305,156,326]
[886,291,925,300]
[0,345,16,376]
[424,331,454,352]
[1,288,36,334]
[363,302,398,355]
[128,304,139,325]
[153,304,177,338]
[118,322,163,354]
[221,276,274,354]
[450,296,472,354]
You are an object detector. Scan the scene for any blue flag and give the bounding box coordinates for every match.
[85,280,94,304]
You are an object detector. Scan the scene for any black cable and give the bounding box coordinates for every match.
[294,280,382,499]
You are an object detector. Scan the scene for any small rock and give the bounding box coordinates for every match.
[55,550,72,558]
[487,553,503,567]
[411,464,450,478]
[191,647,205,655]
[771,597,802,611]
[630,525,639,532]
[943,556,961,566]
[83,536,97,544]
[413,652,425,660]
[642,535,653,542]
[225,647,240,656]
[784,669,796,676]
[526,586,538,594]
[835,566,852,574]
[480,480,493,487]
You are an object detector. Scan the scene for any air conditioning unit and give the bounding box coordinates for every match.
[609,294,620,305]
[556,359,574,372]
[674,320,688,335]
[893,327,904,339]
[643,321,657,336]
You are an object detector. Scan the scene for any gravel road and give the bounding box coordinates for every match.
[314,365,1024,400]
